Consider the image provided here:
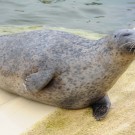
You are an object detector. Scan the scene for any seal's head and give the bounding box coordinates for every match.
[110,29,135,54]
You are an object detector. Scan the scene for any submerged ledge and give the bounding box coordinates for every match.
[0,25,104,39]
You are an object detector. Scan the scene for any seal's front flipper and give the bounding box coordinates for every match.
[91,94,111,121]
[25,69,54,92]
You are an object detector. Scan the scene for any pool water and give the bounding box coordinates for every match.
[0,0,135,33]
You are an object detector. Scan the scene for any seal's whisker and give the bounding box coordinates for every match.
[133,49,135,56]
[130,37,135,40]
[124,42,133,46]
[132,44,135,55]
[119,42,133,48]
[122,42,132,45]
[129,43,135,52]
[121,42,135,51]
[133,44,135,55]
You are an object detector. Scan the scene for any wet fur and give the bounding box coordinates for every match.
[0,29,134,109]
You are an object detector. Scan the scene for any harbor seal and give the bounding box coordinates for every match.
[0,29,135,120]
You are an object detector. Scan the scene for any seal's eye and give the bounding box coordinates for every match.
[114,35,117,38]
[121,32,132,37]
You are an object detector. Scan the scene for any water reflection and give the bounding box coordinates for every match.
[84,2,103,6]
[40,0,66,4]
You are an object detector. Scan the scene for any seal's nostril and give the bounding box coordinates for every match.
[122,33,132,37]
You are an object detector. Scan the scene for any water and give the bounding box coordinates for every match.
[0,0,135,33]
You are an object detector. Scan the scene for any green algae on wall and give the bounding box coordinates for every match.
[0,26,43,35]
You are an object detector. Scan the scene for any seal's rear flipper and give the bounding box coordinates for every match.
[25,69,54,92]
[91,94,111,121]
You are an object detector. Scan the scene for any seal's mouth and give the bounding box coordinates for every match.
[123,39,135,52]
[127,45,135,52]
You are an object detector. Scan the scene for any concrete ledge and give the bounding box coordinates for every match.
[0,90,56,135]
